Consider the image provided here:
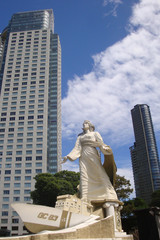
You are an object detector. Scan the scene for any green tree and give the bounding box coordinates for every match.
[115,174,133,201]
[54,170,80,193]
[150,189,160,207]
[121,197,148,234]
[30,171,80,207]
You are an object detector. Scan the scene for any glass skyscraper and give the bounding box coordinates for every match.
[0,10,61,235]
[130,104,160,203]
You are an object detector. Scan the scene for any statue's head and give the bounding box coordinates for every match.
[82,120,95,132]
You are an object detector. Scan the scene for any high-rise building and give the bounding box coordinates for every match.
[130,104,160,203]
[0,10,61,235]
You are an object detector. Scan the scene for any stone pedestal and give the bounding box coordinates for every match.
[0,215,133,240]
[10,195,133,240]
[103,201,123,232]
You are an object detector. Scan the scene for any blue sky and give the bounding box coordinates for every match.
[1,0,160,195]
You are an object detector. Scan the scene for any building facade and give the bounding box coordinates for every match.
[130,104,160,203]
[0,10,61,235]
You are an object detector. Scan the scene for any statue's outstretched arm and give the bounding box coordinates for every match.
[62,136,82,164]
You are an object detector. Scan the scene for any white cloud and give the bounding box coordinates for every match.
[62,0,160,147]
[62,160,79,173]
[103,0,123,16]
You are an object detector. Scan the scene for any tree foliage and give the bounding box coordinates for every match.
[114,174,133,201]
[121,197,148,218]
[30,171,80,207]
[150,189,160,207]
[121,197,148,233]
[54,170,80,193]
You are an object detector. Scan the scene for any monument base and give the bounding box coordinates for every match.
[0,215,133,240]
[10,195,133,240]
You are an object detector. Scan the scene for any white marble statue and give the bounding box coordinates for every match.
[62,120,118,202]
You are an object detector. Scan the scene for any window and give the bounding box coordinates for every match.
[2,211,8,216]
[29,105,34,109]
[5,164,11,168]
[3,190,10,195]
[17,133,23,137]
[9,128,14,132]
[24,197,31,201]
[18,127,24,131]
[18,122,24,126]
[26,144,32,148]
[7,145,13,149]
[36,162,42,167]
[6,157,12,162]
[26,156,32,161]
[25,163,32,167]
[10,112,16,116]
[24,189,30,194]
[10,117,15,121]
[16,151,22,155]
[36,150,42,154]
[2,204,9,209]
[37,126,43,130]
[26,150,32,155]
[36,144,42,148]
[0,129,5,132]
[12,218,19,223]
[38,115,43,119]
[14,190,20,194]
[28,110,34,114]
[1,219,8,224]
[14,176,21,181]
[14,183,21,188]
[37,138,43,142]
[4,183,10,188]
[15,163,21,168]
[9,122,15,126]
[28,121,34,125]
[13,197,20,202]
[25,169,31,174]
[19,111,25,115]
[12,226,18,231]
[27,127,33,131]
[8,134,14,138]
[27,138,33,142]
[36,156,42,160]
[36,169,42,173]
[3,197,9,202]
[1,112,7,116]
[19,116,24,120]
[5,170,11,174]
[24,183,31,187]
[17,145,23,149]
[4,177,10,181]
[25,176,31,181]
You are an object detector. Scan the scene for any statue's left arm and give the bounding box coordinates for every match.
[95,132,112,155]
[95,132,117,186]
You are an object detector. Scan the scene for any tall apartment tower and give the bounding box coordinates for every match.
[0,10,61,235]
[130,104,160,203]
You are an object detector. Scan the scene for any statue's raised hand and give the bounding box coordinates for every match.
[61,156,68,164]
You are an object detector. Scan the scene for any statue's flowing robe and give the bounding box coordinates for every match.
[67,131,118,201]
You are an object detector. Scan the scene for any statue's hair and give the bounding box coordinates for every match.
[83,120,95,132]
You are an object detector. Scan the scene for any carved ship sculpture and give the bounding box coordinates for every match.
[11,195,99,234]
